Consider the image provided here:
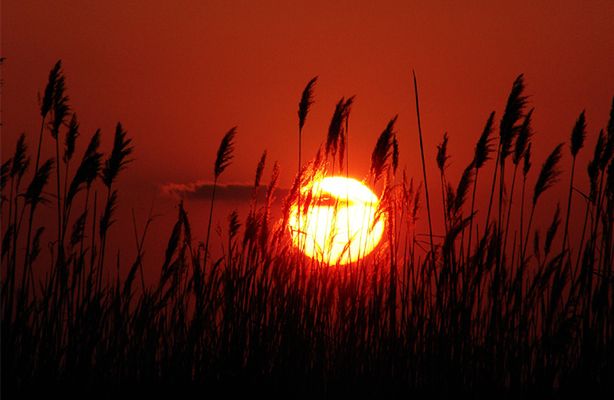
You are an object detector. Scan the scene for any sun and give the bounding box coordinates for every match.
[288,176,385,265]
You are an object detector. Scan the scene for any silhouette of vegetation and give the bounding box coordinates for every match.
[1,61,613,397]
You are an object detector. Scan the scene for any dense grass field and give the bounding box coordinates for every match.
[2,61,613,397]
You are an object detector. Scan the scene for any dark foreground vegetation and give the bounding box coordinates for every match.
[2,61,613,397]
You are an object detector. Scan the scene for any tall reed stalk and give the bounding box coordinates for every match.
[204,127,236,268]
[561,111,586,263]
[412,71,435,267]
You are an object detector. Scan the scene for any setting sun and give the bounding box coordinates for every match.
[288,176,385,265]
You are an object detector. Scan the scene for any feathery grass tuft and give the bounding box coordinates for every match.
[102,123,133,188]
[11,133,30,182]
[453,163,475,215]
[500,74,528,162]
[606,158,614,198]
[50,73,70,139]
[570,110,586,157]
[25,158,54,207]
[254,150,267,189]
[64,113,79,163]
[228,210,241,240]
[70,211,87,247]
[523,143,532,177]
[370,115,398,183]
[588,130,605,201]
[338,96,355,170]
[67,130,102,205]
[544,203,561,256]
[436,132,450,172]
[513,108,533,165]
[0,159,10,194]
[533,143,564,206]
[99,190,118,238]
[30,227,45,264]
[474,112,496,169]
[608,96,614,139]
[298,76,318,132]
[214,127,237,179]
[326,97,347,160]
[41,60,62,119]
[392,135,399,175]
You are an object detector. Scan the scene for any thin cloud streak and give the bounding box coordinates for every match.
[161,180,288,203]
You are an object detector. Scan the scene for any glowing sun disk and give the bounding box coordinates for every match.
[288,176,385,265]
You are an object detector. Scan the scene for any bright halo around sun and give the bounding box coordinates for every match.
[288,176,385,265]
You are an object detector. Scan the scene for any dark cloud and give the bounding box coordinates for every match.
[160,181,288,203]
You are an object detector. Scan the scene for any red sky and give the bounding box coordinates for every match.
[2,1,614,275]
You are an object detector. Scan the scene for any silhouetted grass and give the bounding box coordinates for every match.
[1,61,613,398]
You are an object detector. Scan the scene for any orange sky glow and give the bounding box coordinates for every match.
[2,0,613,276]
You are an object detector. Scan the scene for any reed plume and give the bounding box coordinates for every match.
[437,132,450,230]
[10,134,30,184]
[467,112,495,256]
[66,130,102,206]
[102,123,134,188]
[544,203,561,258]
[260,162,279,253]
[326,98,346,169]
[30,227,45,265]
[62,114,79,227]
[453,163,475,217]
[570,111,587,157]
[297,77,317,255]
[23,158,54,293]
[51,68,70,258]
[513,109,533,166]
[523,142,532,177]
[370,115,398,183]
[326,98,345,155]
[64,114,79,161]
[254,150,267,189]
[504,109,534,254]
[0,159,10,195]
[523,143,563,259]
[24,158,54,210]
[485,74,527,229]
[533,143,563,206]
[436,132,450,173]
[561,111,586,258]
[392,135,399,175]
[588,130,604,202]
[298,76,318,133]
[496,75,528,268]
[35,60,61,172]
[70,211,87,248]
[577,130,605,271]
[519,143,532,258]
[298,76,318,173]
[500,74,527,162]
[4,134,29,319]
[41,61,61,119]
[228,210,241,241]
[474,112,496,169]
[8,134,30,231]
[99,190,118,242]
[99,124,133,287]
[338,96,355,171]
[214,127,237,179]
[205,127,237,267]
